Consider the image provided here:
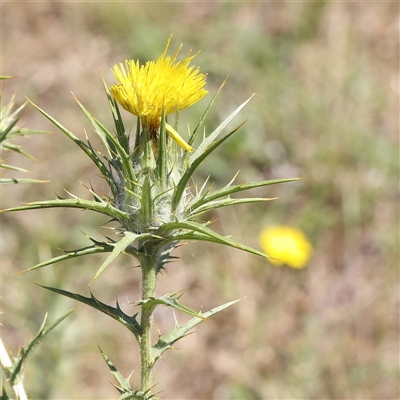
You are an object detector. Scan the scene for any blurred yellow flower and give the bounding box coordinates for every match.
[110,36,208,152]
[259,226,313,269]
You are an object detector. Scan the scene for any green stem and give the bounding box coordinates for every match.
[139,255,157,392]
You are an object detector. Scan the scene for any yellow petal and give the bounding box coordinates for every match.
[165,123,194,152]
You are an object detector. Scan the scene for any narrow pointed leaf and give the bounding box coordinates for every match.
[90,231,139,283]
[2,198,129,222]
[7,127,50,137]
[73,94,115,157]
[100,348,132,394]
[136,291,206,320]
[41,286,142,339]
[139,175,153,226]
[172,122,245,211]
[2,142,34,159]
[152,299,240,361]
[16,242,114,274]
[0,178,47,185]
[189,177,300,211]
[187,77,228,148]
[102,76,130,153]
[5,101,26,124]
[0,117,20,141]
[159,220,269,259]
[195,175,211,198]
[26,99,114,188]
[10,309,74,384]
[189,94,254,166]
[156,109,167,188]
[76,98,136,189]
[188,197,276,218]
[0,163,28,172]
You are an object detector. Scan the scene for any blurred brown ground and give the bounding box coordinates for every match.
[1,2,399,399]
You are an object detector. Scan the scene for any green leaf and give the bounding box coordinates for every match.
[152,299,240,362]
[26,99,116,193]
[1,142,34,160]
[72,94,115,158]
[194,174,212,198]
[159,220,269,259]
[102,76,130,154]
[0,162,28,172]
[9,309,74,385]
[156,108,167,189]
[100,349,157,400]
[90,231,139,284]
[0,178,48,185]
[16,241,114,274]
[187,77,228,148]
[188,197,276,218]
[2,197,129,223]
[139,175,153,226]
[189,177,300,212]
[136,291,206,320]
[41,286,142,340]
[171,122,245,212]
[73,95,136,190]
[0,116,20,142]
[99,348,132,395]
[189,94,254,166]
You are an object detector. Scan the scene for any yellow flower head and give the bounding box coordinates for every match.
[110,36,208,151]
[259,226,313,269]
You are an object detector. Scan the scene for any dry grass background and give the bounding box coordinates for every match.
[1,2,399,399]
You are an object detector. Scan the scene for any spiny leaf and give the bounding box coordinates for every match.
[0,162,28,172]
[102,76,130,153]
[73,93,115,158]
[26,99,115,191]
[188,197,276,218]
[195,175,212,198]
[100,348,132,395]
[172,122,245,212]
[2,197,129,223]
[74,95,136,190]
[136,291,206,320]
[189,94,254,166]
[158,220,269,259]
[9,309,74,385]
[152,299,240,361]
[189,177,301,212]
[1,142,35,161]
[41,286,142,339]
[0,117,21,142]
[187,76,228,149]
[156,108,167,189]
[15,242,114,274]
[90,231,139,284]
[0,178,48,185]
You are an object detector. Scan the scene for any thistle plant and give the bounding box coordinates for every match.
[4,38,298,398]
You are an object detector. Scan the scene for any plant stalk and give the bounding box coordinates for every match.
[139,255,157,391]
